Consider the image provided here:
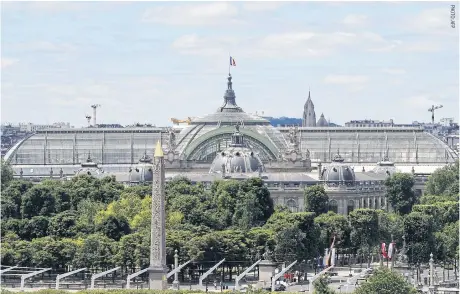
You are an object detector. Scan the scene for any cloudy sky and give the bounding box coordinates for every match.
[1,1,458,127]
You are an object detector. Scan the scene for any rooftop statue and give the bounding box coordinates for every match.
[168,128,176,150]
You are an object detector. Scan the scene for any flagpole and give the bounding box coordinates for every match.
[228,53,231,75]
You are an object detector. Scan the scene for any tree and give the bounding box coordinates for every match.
[314,212,350,252]
[116,232,149,270]
[21,185,56,218]
[384,173,417,215]
[96,215,131,241]
[425,161,459,197]
[76,199,106,234]
[313,274,335,294]
[348,209,379,265]
[404,212,435,264]
[273,224,307,263]
[354,268,417,294]
[25,216,49,240]
[73,233,117,269]
[1,180,33,219]
[304,185,329,215]
[412,201,459,231]
[186,230,249,262]
[232,191,265,229]
[265,210,320,262]
[246,228,275,260]
[1,159,14,189]
[2,219,28,239]
[435,221,459,261]
[48,211,79,238]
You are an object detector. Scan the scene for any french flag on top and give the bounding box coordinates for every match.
[230,56,236,66]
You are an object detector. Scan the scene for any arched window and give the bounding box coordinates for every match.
[329,200,338,214]
[286,199,298,212]
[347,200,355,215]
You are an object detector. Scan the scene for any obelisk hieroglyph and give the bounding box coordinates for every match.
[148,141,168,290]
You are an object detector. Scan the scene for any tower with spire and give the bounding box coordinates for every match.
[302,90,317,127]
[218,74,243,113]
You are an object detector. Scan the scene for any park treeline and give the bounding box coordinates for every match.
[1,160,458,271]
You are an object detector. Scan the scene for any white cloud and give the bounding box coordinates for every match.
[382,68,406,75]
[1,58,18,69]
[142,2,240,26]
[404,95,442,109]
[343,14,368,26]
[242,2,284,12]
[171,30,408,58]
[323,74,369,92]
[13,42,76,53]
[324,75,369,84]
[2,1,128,13]
[409,8,456,34]
[400,41,443,53]
[171,34,239,56]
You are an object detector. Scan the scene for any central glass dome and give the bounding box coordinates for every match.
[209,125,265,174]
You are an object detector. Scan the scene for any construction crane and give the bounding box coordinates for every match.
[85,115,92,127]
[170,117,192,125]
[91,104,101,126]
[428,105,443,124]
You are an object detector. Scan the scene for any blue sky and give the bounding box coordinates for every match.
[1,1,459,127]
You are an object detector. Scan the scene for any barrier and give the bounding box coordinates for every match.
[199,259,225,287]
[235,260,262,291]
[21,268,52,291]
[90,267,120,289]
[56,268,87,289]
[271,261,297,291]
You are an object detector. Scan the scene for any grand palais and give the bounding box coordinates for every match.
[5,74,458,215]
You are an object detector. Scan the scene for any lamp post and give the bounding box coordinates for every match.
[173,249,179,290]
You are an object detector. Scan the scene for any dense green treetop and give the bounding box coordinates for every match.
[384,173,417,215]
[354,268,417,294]
[425,161,459,197]
[304,185,329,215]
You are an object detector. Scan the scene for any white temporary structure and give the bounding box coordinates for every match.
[90,267,120,289]
[126,268,149,289]
[199,259,225,287]
[0,266,18,274]
[167,259,193,279]
[235,259,262,291]
[55,268,87,289]
[308,266,334,291]
[271,260,297,291]
[20,268,52,291]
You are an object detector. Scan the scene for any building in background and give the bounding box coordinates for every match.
[302,91,316,127]
[4,74,457,215]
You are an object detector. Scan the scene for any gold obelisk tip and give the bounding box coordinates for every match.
[154,141,164,157]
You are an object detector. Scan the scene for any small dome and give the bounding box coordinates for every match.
[209,126,265,174]
[75,154,104,177]
[372,154,400,175]
[317,113,329,127]
[322,152,355,184]
[129,153,154,183]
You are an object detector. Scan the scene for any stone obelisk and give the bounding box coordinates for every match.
[149,141,168,290]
